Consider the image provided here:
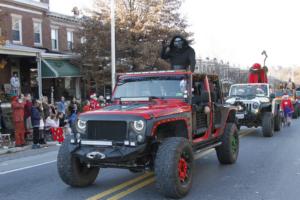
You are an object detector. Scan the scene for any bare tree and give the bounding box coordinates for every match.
[74,0,192,94]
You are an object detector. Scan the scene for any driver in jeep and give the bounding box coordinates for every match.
[161,35,196,72]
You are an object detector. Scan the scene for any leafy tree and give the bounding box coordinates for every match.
[75,0,192,94]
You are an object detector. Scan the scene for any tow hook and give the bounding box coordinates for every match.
[86,152,106,159]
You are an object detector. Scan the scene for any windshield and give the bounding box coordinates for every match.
[113,75,188,99]
[229,85,268,98]
[296,91,300,97]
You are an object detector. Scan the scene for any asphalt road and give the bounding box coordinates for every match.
[1,119,300,200]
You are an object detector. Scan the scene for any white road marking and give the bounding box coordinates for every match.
[0,160,57,175]
[194,149,215,160]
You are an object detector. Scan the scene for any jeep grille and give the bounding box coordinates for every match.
[245,103,252,112]
[87,121,127,141]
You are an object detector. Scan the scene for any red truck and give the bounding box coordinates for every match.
[57,71,239,198]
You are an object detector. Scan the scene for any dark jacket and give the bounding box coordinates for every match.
[161,36,196,72]
[31,106,41,128]
[24,101,32,119]
[68,112,77,127]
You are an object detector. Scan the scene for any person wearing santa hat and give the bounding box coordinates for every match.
[248,63,268,83]
[280,93,294,126]
[90,93,100,110]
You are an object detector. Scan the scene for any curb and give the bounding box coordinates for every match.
[0,141,58,155]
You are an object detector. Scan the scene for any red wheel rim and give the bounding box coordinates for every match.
[178,157,188,182]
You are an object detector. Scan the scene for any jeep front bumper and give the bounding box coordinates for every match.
[236,112,261,126]
[71,142,148,168]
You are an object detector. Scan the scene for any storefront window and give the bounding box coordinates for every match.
[65,77,71,89]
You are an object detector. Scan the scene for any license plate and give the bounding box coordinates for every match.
[236,113,245,119]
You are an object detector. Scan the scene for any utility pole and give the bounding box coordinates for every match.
[111,0,116,92]
[36,52,42,99]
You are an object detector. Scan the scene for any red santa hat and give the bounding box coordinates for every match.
[251,63,261,70]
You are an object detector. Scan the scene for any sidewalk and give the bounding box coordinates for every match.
[0,141,58,155]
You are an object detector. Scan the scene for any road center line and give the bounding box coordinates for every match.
[86,172,154,200]
[107,177,156,200]
[0,160,57,175]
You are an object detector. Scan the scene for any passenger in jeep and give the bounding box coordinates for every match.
[161,35,196,72]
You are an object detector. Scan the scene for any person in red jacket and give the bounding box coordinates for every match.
[248,63,268,83]
[82,100,91,113]
[280,93,294,125]
[11,95,26,147]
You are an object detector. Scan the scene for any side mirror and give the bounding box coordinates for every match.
[200,91,210,103]
[270,93,275,99]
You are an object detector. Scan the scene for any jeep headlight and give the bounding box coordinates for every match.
[133,120,145,132]
[253,102,260,110]
[237,105,243,111]
[130,120,146,144]
[76,119,87,134]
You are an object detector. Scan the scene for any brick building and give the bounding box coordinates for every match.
[0,0,82,101]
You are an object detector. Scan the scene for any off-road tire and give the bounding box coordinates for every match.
[262,112,274,137]
[155,137,194,199]
[274,113,282,132]
[57,136,100,187]
[216,123,239,164]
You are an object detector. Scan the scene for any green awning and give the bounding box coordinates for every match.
[42,59,81,78]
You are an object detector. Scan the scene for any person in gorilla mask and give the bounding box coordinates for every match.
[160,35,196,72]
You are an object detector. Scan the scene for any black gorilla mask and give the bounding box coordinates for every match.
[173,37,183,49]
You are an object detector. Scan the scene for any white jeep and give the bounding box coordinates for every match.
[226,83,282,137]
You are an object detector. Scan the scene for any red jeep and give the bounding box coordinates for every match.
[57,71,239,198]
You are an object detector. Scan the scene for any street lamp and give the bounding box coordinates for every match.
[111,0,116,92]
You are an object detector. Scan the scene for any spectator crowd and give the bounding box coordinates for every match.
[2,93,106,149]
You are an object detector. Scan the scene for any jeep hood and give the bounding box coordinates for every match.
[226,96,270,104]
[80,100,191,120]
